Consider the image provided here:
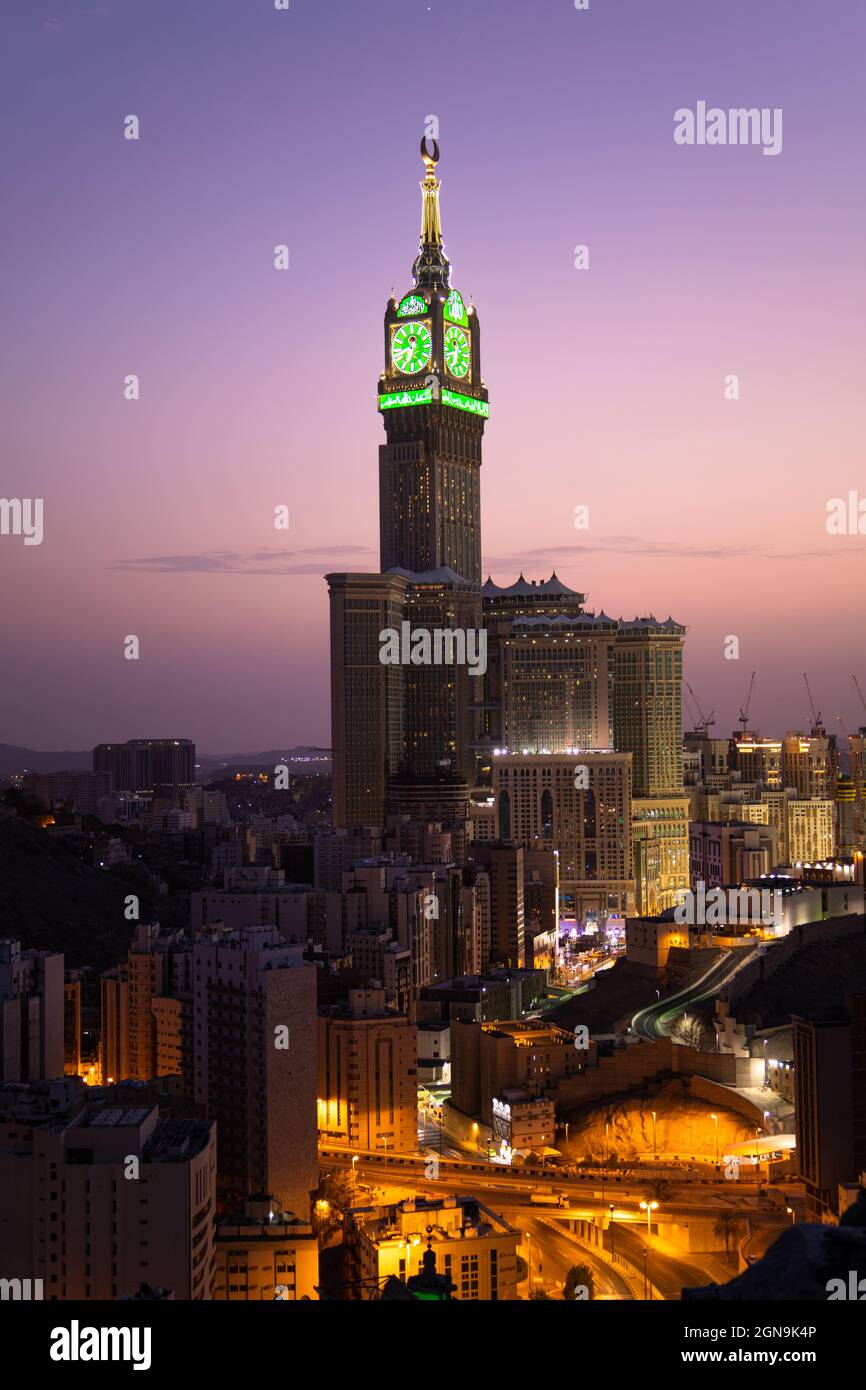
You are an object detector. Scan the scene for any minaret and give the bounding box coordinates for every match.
[378,139,489,585]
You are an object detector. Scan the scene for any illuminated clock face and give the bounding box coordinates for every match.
[444,325,470,379]
[391,320,432,375]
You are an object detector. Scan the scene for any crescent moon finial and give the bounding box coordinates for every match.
[420,135,440,167]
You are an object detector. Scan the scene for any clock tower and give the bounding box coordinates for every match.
[378,139,489,585]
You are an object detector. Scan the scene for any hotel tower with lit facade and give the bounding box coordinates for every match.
[326,141,688,925]
[327,138,487,829]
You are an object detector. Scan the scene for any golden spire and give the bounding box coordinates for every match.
[420,138,442,247]
[413,137,451,289]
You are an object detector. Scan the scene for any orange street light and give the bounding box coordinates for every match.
[639,1199,659,1238]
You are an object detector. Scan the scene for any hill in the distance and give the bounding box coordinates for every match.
[0,744,91,775]
[0,817,153,971]
[198,747,331,772]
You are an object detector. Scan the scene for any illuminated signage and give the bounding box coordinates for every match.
[378,387,490,418]
[379,387,433,410]
[397,293,428,317]
[441,387,488,416]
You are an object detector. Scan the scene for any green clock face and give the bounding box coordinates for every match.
[444,325,470,379]
[391,320,432,375]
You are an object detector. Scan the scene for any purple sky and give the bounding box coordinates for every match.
[2,0,864,752]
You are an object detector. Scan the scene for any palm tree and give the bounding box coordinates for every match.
[563,1264,595,1300]
[646,1178,672,1204]
[713,1211,743,1261]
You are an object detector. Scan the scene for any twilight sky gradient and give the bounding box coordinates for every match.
[2,0,864,752]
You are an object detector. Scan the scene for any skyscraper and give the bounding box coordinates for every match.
[611,620,689,914]
[192,929,317,1219]
[611,619,685,796]
[378,139,487,582]
[326,143,688,935]
[328,141,489,826]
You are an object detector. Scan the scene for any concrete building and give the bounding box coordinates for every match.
[481,578,615,752]
[491,751,633,926]
[793,997,866,1221]
[782,731,836,801]
[22,769,111,815]
[0,939,64,1082]
[451,1018,582,1124]
[416,968,547,1025]
[787,799,835,864]
[417,1021,450,1086]
[612,618,685,796]
[625,917,695,973]
[849,730,866,845]
[127,923,192,1089]
[326,571,409,829]
[99,966,129,1084]
[193,928,318,1219]
[491,1091,556,1155]
[467,840,524,967]
[92,739,195,793]
[730,735,783,788]
[689,820,780,890]
[632,794,690,916]
[683,731,730,785]
[317,988,417,1152]
[347,1195,518,1301]
[213,1195,318,1301]
[0,1079,216,1300]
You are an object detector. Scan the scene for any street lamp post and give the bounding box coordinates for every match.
[786,1206,796,1226]
[640,1201,658,1301]
[651,1110,657,1159]
[711,1113,719,1168]
[608,1202,615,1264]
[351,1153,359,1203]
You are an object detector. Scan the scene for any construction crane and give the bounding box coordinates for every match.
[803,673,824,733]
[685,683,715,733]
[737,671,756,734]
[683,685,700,729]
[853,675,866,720]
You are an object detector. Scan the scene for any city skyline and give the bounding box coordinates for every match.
[3,0,865,750]
[1,2,865,1330]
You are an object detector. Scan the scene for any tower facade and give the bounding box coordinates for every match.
[378,139,488,584]
[611,619,685,796]
[328,141,488,826]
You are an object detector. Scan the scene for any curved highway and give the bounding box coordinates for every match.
[631,945,759,1041]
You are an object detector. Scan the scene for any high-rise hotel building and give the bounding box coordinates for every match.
[610,619,689,914]
[326,143,689,922]
[481,576,615,754]
[492,752,633,924]
[327,140,488,828]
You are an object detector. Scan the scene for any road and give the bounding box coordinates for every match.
[502,1209,634,1300]
[631,946,759,1040]
[325,1150,792,1298]
[605,1220,736,1301]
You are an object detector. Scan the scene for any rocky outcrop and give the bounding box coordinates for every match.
[562,1078,754,1165]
